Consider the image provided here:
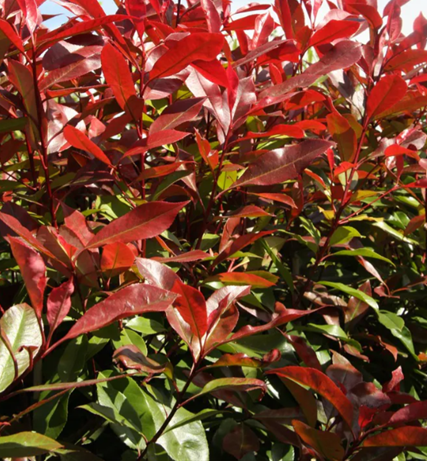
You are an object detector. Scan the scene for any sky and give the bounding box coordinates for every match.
[41,0,427,35]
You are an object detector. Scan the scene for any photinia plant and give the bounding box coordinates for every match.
[0,0,427,459]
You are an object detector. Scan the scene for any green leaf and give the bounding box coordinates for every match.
[0,117,27,133]
[305,324,349,340]
[96,372,148,451]
[261,239,294,292]
[297,324,362,351]
[146,398,210,461]
[318,281,379,309]
[378,311,404,332]
[152,170,192,200]
[126,317,165,336]
[0,431,63,457]
[0,303,42,393]
[374,221,418,245]
[163,409,225,434]
[329,226,361,246]
[112,328,147,356]
[34,336,88,439]
[332,248,394,265]
[390,326,418,361]
[191,377,266,400]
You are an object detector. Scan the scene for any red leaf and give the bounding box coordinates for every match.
[37,15,128,51]
[8,61,39,148]
[366,75,407,121]
[64,125,112,166]
[0,20,24,53]
[149,98,205,134]
[212,230,274,268]
[39,49,102,91]
[374,90,427,119]
[101,43,141,120]
[385,49,427,71]
[232,140,334,188]
[274,0,294,38]
[383,366,404,393]
[249,192,297,208]
[47,278,74,336]
[326,112,357,162]
[283,334,322,370]
[113,345,165,374]
[309,20,360,47]
[172,279,208,339]
[346,4,382,29]
[266,366,354,429]
[252,12,275,50]
[16,0,38,34]
[140,163,185,180]
[285,89,325,111]
[223,424,260,460]
[86,201,188,249]
[363,427,427,447]
[234,124,305,144]
[284,377,317,427]
[101,243,136,277]
[123,130,190,157]
[136,257,179,291]
[126,0,146,36]
[192,59,229,88]
[292,420,344,461]
[206,272,277,289]
[224,15,258,31]
[227,205,274,218]
[205,286,249,352]
[234,39,299,67]
[227,305,320,345]
[389,400,427,426]
[152,250,209,263]
[0,213,60,264]
[201,0,221,33]
[61,203,94,247]
[149,33,224,80]
[9,237,47,319]
[57,284,177,346]
[208,353,263,369]
[260,40,362,101]
[385,145,419,159]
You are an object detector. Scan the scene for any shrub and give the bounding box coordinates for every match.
[0,0,426,459]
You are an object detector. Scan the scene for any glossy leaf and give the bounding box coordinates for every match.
[101,43,141,120]
[309,20,359,47]
[191,378,267,401]
[56,284,176,346]
[0,432,63,457]
[46,278,74,336]
[364,427,427,447]
[9,237,47,318]
[232,140,334,188]
[292,420,344,461]
[267,367,354,428]
[0,304,42,393]
[149,33,224,80]
[64,125,112,166]
[366,75,407,120]
[86,201,188,249]
[172,279,208,340]
[101,242,136,277]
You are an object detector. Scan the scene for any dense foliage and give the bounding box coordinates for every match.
[0,0,427,459]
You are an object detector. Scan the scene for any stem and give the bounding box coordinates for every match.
[176,0,182,25]
[31,43,57,228]
[137,364,199,460]
[196,131,231,249]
